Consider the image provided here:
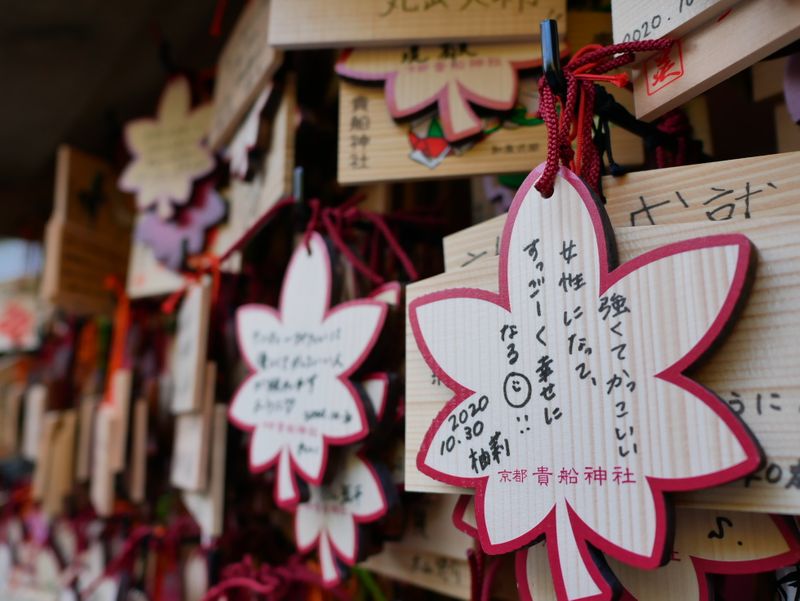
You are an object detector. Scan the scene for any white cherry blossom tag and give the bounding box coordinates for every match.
[294,451,389,586]
[516,508,800,601]
[229,233,388,508]
[409,165,760,600]
[119,76,214,219]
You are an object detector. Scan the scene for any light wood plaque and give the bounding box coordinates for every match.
[407,205,800,515]
[631,0,800,121]
[268,0,566,49]
[208,0,283,150]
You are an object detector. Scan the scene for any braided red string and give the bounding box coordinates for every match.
[535,38,674,198]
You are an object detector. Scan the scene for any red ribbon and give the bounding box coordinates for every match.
[535,39,674,198]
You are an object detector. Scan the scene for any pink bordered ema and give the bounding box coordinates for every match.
[409,164,760,600]
[294,451,389,586]
[229,233,388,509]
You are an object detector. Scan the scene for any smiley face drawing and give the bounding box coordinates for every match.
[504,372,532,408]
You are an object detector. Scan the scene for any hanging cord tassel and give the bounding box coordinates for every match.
[535,39,674,198]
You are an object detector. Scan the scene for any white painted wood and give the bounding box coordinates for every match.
[229,233,387,508]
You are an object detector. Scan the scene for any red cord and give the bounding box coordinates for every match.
[535,38,674,198]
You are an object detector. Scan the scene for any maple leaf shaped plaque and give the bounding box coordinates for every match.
[294,451,389,586]
[336,43,541,142]
[229,233,388,508]
[119,76,214,219]
[517,508,800,601]
[453,495,800,601]
[409,165,760,600]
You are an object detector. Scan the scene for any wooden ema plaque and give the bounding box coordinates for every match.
[611,0,738,44]
[41,146,134,315]
[214,78,297,261]
[119,76,214,219]
[407,165,758,599]
[631,0,800,120]
[268,0,566,49]
[361,494,477,600]
[208,0,283,150]
[294,451,389,586]
[183,405,229,539]
[171,279,212,414]
[454,496,800,600]
[229,233,388,508]
[406,154,800,515]
[338,77,643,184]
[337,43,544,142]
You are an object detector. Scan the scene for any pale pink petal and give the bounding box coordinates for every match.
[318,531,343,586]
[480,473,554,550]
[275,450,299,508]
[289,433,326,483]
[505,168,602,317]
[310,377,365,442]
[295,499,324,551]
[228,375,266,429]
[235,305,282,371]
[249,427,283,471]
[411,295,509,396]
[608,240,749,375]
[159,76,192,121]
[517,543,558,601]
[279,233,331,327]
[321,301,386,374]
[341,454,386,520]
[326,513,357,563]
[639,379,749,482]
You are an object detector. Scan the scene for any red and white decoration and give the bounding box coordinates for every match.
[229,233,387,508]
[294,451,388,586]
[119,76,214,218]
[410,165,759,600]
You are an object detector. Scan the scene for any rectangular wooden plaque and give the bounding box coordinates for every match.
[208,0,283,150]
[611,0,740,44]
[269,0,566,49]
[41,146,134,315]
[338,78,643,184]
[631,0,800,121]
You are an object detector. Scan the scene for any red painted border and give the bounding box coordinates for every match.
[409,165,760,600]
[292,452,390,585]
[229,232,387,509]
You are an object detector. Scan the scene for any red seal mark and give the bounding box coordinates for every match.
[645,40,684,96]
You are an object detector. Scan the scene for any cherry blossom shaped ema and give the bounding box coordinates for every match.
[336,44,541,142]
[294,452,388,586]
[516,509,800,601]
[119,75,214,218]
[229,232,388,509]
[409,165,761,601]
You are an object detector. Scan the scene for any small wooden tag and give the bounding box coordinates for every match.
[75,396,98,483]
[20,384,47,462]
[41,146,134,315]
[128,397,149,503]
[183,405,228,539]
[108,369,132,473]
[171,280,212,414]
[90,405,119,517]
[171,363,216,491]
[119,76,214,218]
[208,0,283,150]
